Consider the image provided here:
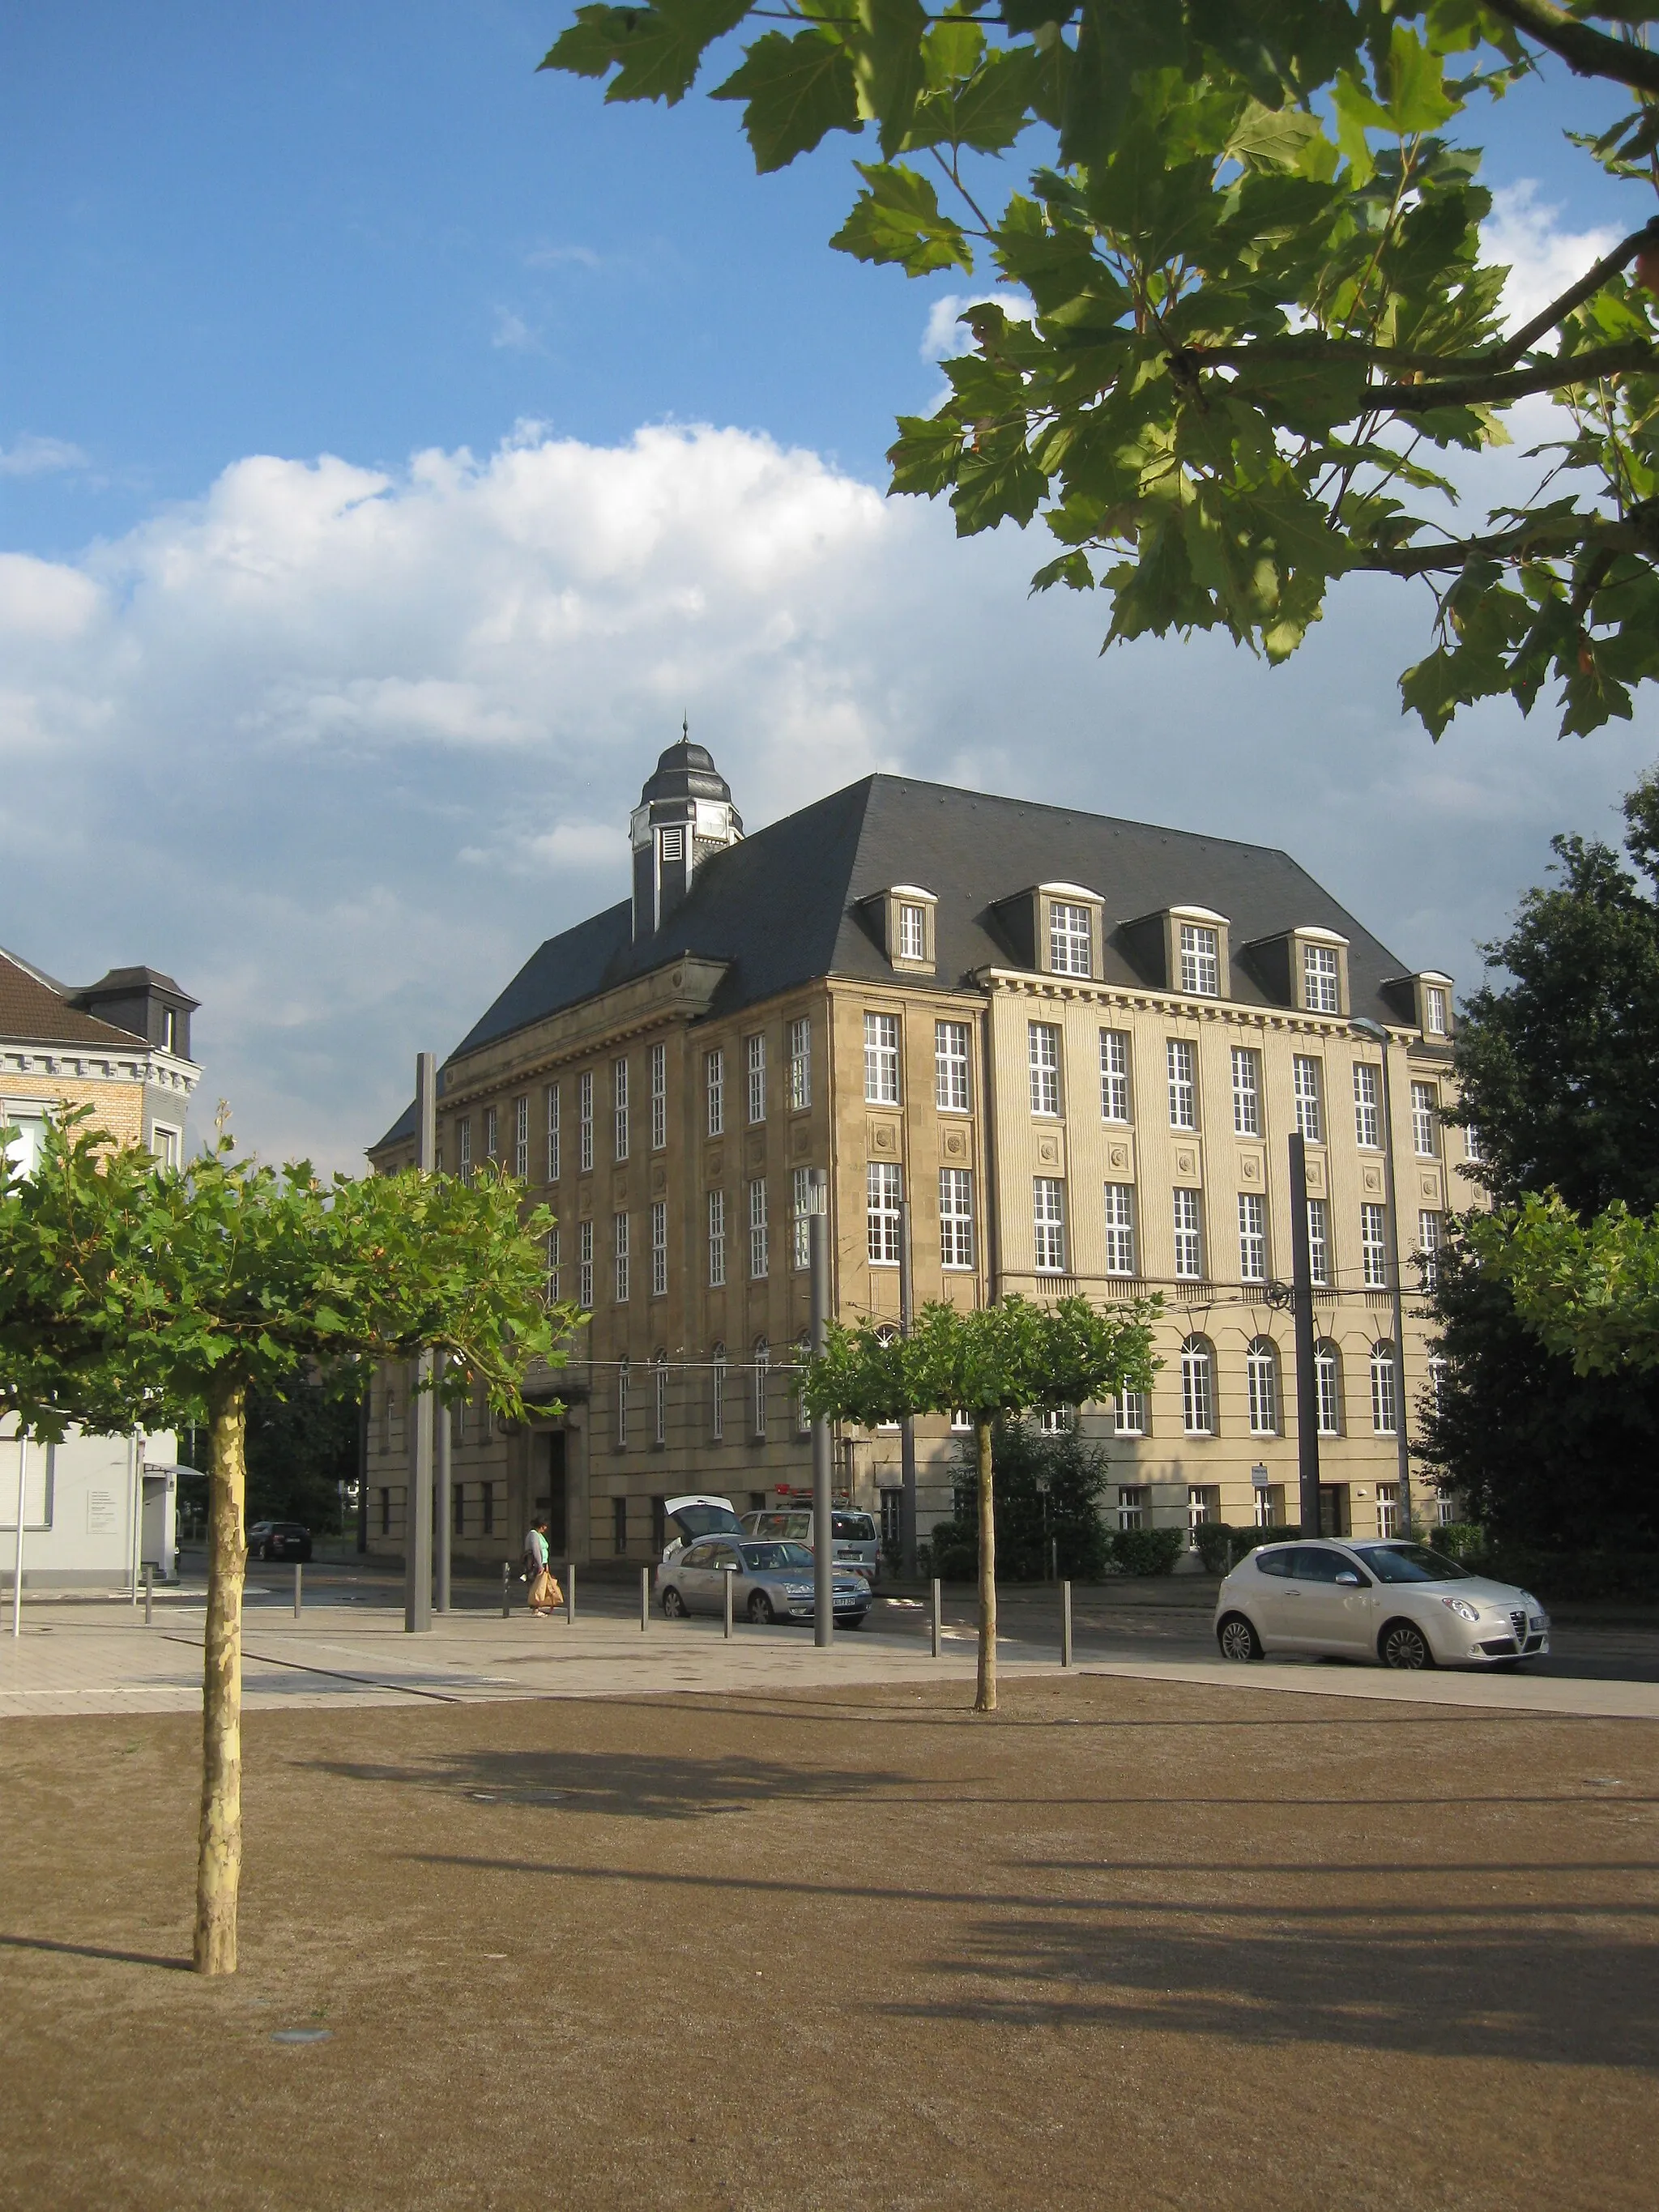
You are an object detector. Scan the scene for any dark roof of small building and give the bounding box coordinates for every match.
[373,773,1414,1151]
[70,965,200,1012]
[0,948,149,1050]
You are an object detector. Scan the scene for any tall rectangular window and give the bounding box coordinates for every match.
[546,1084,561,1182]
[1371,1346,1397,1434]
[546,1226,561,1304]
[706,1190,727,1288]
[1033,1178,1067,1272]
[650,1200,667,1298]
[484,1105,499,1161]
[654,1362,667,1447]
[1230,1046,1261,1136]
[940,1168,975,1270]
[1247,1344,1278,1435]
[1049,901,1092,976]
[1237,1191,1267,1283]
[1307,1196,1330,1287]
[578,1219,594,1311]
[1464,1124,1485,1165]
[1173,1188,1203,1278]
[1180,1342,1214,1433]
[650,1042,667,1151]
[868,1162,902,1265]
[1028,1022,1061,1116]
[1354,1062,1381,1148]
[752,1345,769,1437]
[1292,1055,1323,1143]
[1103,1183,1136,1276]
[613,1059,630,1161]
[1099,1030,1130,1122]
[1425,984,1448,1034]
[1411,1081,1438,1156]
[1166,1038,1197,1129]
[578,1072,594,1172]
[616,1364,629,1450]
[1316,1347,1341,1435]
[898,902,928,961]
[458,1117,472,1183]
[613,1211,630,1302]
[792,1166,812,1271]
[705,1048,724,1137]
[788,1016,811,1110]
[1418,1208,1443,1289]
[1179,923,1219,995]
[748,1179,769,1279]
[1361,1201,1388,1289]
[864,1012,900,1104]
[936,1020,970,1112]
[513,1095,529,1180]
[1303,943,1341,1012]
[746,1032,766,1123]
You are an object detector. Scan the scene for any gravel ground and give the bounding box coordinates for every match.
[2,1674,1656,2211]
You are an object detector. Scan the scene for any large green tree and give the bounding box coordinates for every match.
[543,0,1659,736]
[0,1113,565,1974]
[1418,769,1659,1545]
[805,1293,1157,1709]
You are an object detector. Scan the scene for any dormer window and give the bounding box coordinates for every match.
[1382,968,1453,1038]
[867,884,937,973]
[1049,901,1093,977]
[898,902,928,961]
[1425,984,1448,1035]
[1303,943,1340,1013]
[1179,923,1220,996]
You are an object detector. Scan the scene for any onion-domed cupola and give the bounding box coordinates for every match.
[629,727,743,940]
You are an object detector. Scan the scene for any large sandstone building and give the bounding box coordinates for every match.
[369,739,1473,1569]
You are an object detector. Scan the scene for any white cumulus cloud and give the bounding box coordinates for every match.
[0,434,89,477]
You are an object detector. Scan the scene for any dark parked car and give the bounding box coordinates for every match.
[249,1519,313,1562]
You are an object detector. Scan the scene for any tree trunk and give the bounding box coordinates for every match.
[194,1376,247,1975]
[975,1415,996,1714]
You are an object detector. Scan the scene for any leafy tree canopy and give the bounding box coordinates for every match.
[544,0,1659,736]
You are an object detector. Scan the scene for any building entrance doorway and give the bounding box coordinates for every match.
[536,1431,568,1556]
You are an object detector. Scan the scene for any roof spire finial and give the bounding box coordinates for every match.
[682,710,689,742]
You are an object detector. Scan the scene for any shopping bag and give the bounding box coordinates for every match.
[528,1567,556,1610]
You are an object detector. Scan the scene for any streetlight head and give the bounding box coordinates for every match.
[1350,1016,1388,1044]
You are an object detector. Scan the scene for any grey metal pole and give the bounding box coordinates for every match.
[433,1351,451,1616]
[293,1562,302,1619]
[1060,1579,1073,1669]
[565,1562,576,1626]
[143,1562,153,1626]
[898,1196,918,1583]
[723,1563,734,1639]
[1288,1132,1322,1535]
[11,1434,25,1639]
[1354,1021,1418,1533]
[640,1565,650,1630]
[405,1051,437,1633]
[501,1561,510,1617]
[931,1576,942,1659]
[808,1170,834,1649]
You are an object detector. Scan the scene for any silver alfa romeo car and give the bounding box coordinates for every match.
[1213,1539,1550,1670]
[655,1537,872,1628]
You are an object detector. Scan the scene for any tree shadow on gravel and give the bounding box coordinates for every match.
[306,1744,915,1821]
[885,1906,1659,2069]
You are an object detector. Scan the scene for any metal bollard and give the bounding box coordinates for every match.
[143,1562,153,1626]
[501,1562,511,1618]
[723,1564,734,1640]
[640,1566,650,1631]
[930,1577,942,1660]
[565,1562,576,1626]
[294,1562,303,1619]
[1060,1579,1073,1670]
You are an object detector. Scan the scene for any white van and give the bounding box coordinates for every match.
[740,1507,881,1585]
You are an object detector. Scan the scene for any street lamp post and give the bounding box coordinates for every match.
[1350,1016,1415,1533]
[808,1168,834,1649]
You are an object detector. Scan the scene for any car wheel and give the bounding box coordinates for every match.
[661,1587,688,1619]
[1380,1618,1435,1670]
[1216,1613,1262,1663]
[259,1543,272,1562]
[747,1591,774,1625]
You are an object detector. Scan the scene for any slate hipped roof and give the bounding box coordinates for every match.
[0,948,151,1051]
[374,771,1418,1153]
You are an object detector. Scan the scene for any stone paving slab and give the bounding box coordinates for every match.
[6,1600,1659,1720]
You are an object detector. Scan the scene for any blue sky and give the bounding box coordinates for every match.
[2,4,1655,1166]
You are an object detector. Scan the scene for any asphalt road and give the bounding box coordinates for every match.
[228,1554,1659,1684]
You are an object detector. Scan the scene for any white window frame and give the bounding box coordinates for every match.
[1418,1208,1442,1290]
[864,1012,900,1105]
[1353,1061,1381,1149]
[1361,1201,1388,1289]
[752,1341,770,1437]
[1425,984,1448,1034]
[650,1200,667,1298]
[1307,1196,1330,1288]
[898,902,928,961]
[1316,1345,1341,1436]
[151,1122,181,1170]
[458,1117,473,1183]
[1028,1022,1061,1117]
[546,1083,561,1182]
[578,1219,594,1311]
[748,1178,769,1280]
[1303,942,1340,1013]
[1230,1046,1261,1136]
[578,1072,594,1173]
[792,1165,812,1272]
[1099,1029,1130,1123]
[868,1161,902,1266]
[547,1225,561,1304]
[1411,1080,1438,1157]
[514,1094,529,1181]
[1102,1183,1136,1276]
[940,1167,975,1271]
[1237,1191,1267,1283]
[1246,1339,1277,1436]
[1172,1187,1203,1279]
[935,1020,970,1113]
[746,1032,766,1124]
[1180,1340,1214,1434]
[614,1211,630,1302]
[1371,1341,1398,1434]
[1033,1178,1067,1273]
[706,1048,724,1138]
[1166,1038,1197,1130]
[650,1042,667,1152]
[706,1190,726,1288]
[653,1357,667,1447]
[616,1360,629,1449]
[1464,1124,1485,1165]
[613,1058,630,1162]
[1179,923,1219,996]
[1114,1390,1146,1436]
[484,1105,498,1161]
[788,1016,811,1111]
[1292,1055,1323,1144]
[711,1345,726,1441]
[1049,900,1092,977]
